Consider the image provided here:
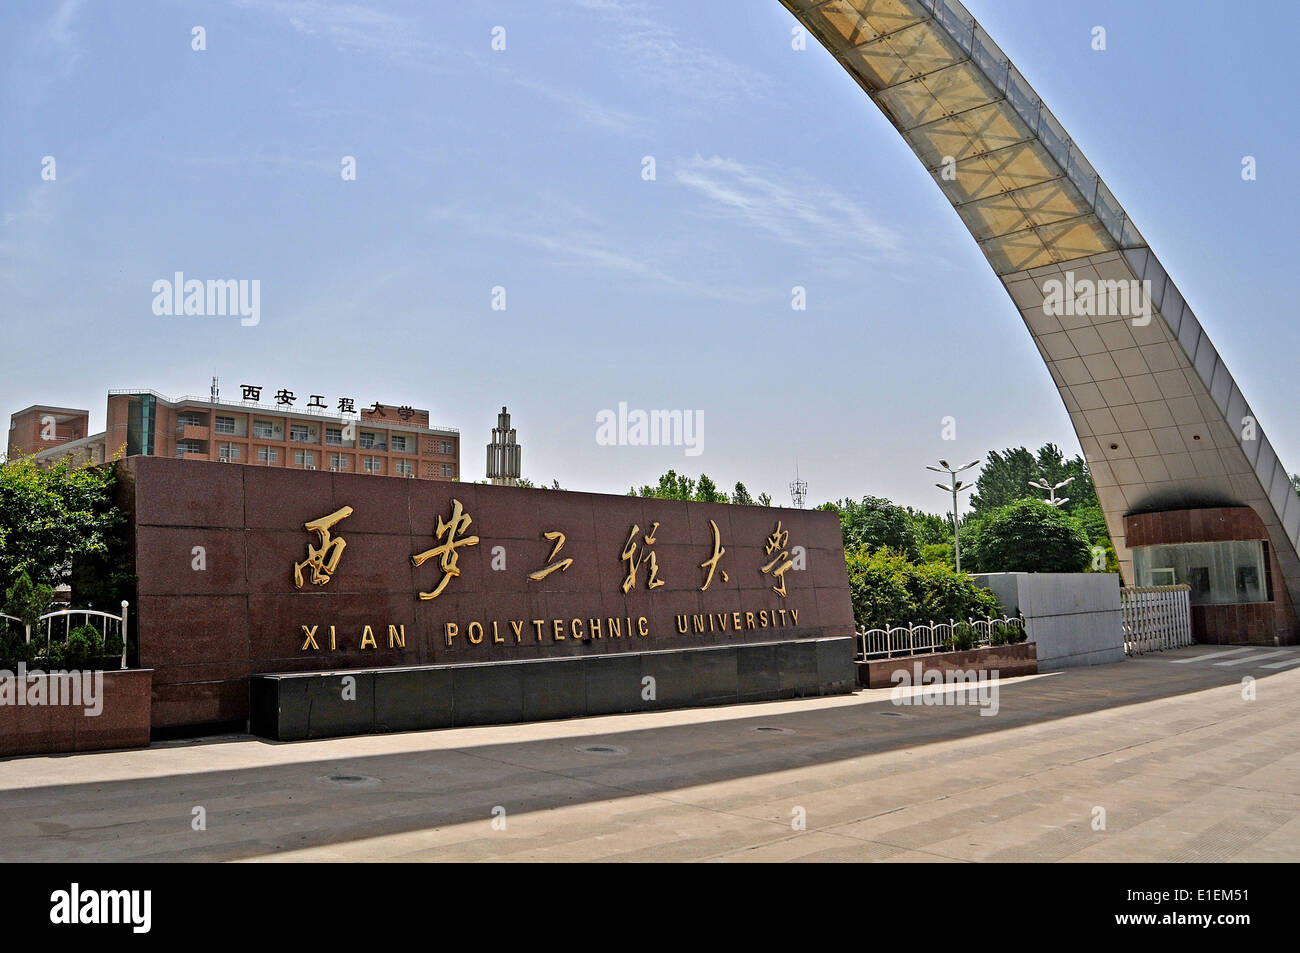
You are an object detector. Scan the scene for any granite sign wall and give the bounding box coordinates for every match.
[116,458,856,730]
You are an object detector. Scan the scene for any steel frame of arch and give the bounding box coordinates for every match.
[779,0,1300,625]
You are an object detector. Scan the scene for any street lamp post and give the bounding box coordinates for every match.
[927,459,980,573]
[1028,476,1075,508]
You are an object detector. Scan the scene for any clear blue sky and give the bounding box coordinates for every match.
[2,0,1296,514]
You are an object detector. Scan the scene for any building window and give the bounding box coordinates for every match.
[219,443,240,461]
[440,440,454,455]
[363,456,383,473]
[441,463,454,478]
[330,454,349,470]
[177,412,203,429]
[325,427,343,446]
[359,432,376,449]
[391,434,408,452]
[252,420,274,439]
[289,424,310,442]
[176,440,201,457]
[395,460,413,476]
[295,450,315,467]
[214,416,236,435]
[1132,541,1269,605]
[257,447,277,463]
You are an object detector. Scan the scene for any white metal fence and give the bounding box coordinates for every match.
[1,602,130,669]
[1121,585,1192,656]
[857,616,1026,660]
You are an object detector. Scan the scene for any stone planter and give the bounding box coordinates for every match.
[856,642,1037,689]
[0,668,152,757]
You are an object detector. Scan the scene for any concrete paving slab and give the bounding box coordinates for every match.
[1,647,1298,862]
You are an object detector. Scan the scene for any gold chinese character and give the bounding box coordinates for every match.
[699,519,729,592]
[293,506,353,588]
[528,531,574,581]
[411,498,480,600]
[760,520,795,598]
[621,522,664,593]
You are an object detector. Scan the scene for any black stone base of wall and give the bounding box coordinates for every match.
[249,637,856,741]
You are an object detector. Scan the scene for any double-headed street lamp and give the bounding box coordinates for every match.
[1028,476,1074,507]
[927,459,980,573]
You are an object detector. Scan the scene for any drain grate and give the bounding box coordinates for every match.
[577,744,627,756]
[319,774,382,787]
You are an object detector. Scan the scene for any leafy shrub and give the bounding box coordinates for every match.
[62,624,106,668]
[952,622,978,652]
[988,621,1009,647]
[0,627,35,668]
[845,547,1000,631]
[919,543,954,569]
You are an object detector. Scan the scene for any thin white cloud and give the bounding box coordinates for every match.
[45,0,85,65]
[564,0,767,104]
[229,0,434,62]
[673,155,901,263]
[432,203,754,303]
[511,77,647,136]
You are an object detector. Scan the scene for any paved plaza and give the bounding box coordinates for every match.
[3,645,1299,863]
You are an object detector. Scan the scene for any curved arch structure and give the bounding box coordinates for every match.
[781,0,1299,641]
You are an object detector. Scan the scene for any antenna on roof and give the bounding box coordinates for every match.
[210,375,220,404]
[789,459,808,509]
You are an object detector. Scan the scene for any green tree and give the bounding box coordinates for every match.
[731,482,755,506]
[969,447,1040,513]
[966,499,1092,573]
[1069,502,1110,545]
[970,444,1098,517]
[820,497,920,561]
[694,474,725,503]
[636,469,695,501]
[1070,502,1119,573]
[907,507,952,547]
[0,455,123,592]
[3,571,54,627]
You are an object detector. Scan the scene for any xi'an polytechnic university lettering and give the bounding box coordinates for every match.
[291,497,806,654]
[118,457,853,729]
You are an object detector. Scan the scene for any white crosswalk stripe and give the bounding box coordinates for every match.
[1261,658,1300,670]
[1215,650,1292,667]
[1170,649,1253,664]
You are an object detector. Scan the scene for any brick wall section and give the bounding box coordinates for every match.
[6,407,90,457]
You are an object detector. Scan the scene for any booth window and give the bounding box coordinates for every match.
[1132,541,1268,605]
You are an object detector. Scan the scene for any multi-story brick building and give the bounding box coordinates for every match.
[8,388,460,480]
